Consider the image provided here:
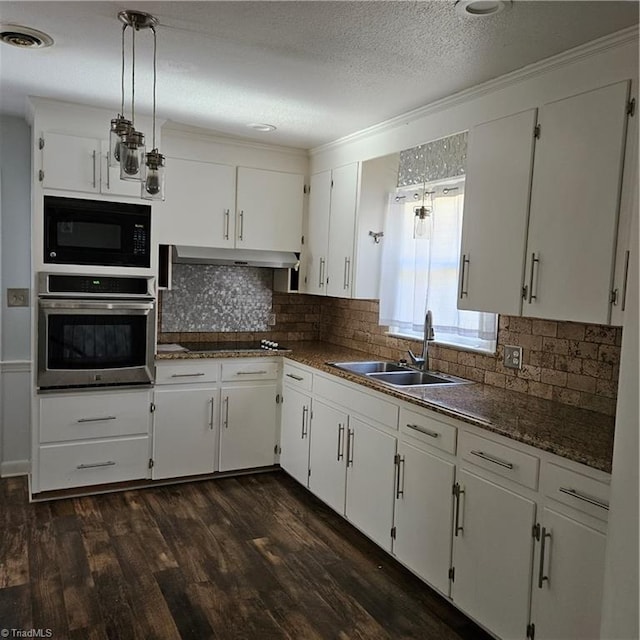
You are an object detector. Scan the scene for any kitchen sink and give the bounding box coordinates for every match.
[329,361,471,387]
[330,361,411,374]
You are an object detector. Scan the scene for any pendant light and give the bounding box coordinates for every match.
[142,24,165,200]
[108,24,132,168]
[414,188,433,239]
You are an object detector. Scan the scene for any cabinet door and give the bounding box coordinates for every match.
[531,508,606,640]
[152,387,217,479]
[100,141,142,198]
[304,170,332,295]
[326,163,359,297]
[41,132,101,193]
[219,384,277,472]
[308,399,347,513]
[524,81,630,323]
[345,417,397,551]
[236,167,304,252]
[280,386,311,486]
[452,469,536,640]
[458,109,537,315]
[393,442,455,595]
[154,157,236,247]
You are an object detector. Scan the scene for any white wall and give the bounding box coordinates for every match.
[0,115,32,475]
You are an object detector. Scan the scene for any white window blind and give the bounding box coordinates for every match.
[379,178,497,353]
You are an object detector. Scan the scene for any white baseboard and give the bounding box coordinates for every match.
[0,459,30,477]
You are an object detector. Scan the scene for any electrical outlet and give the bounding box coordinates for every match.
[504,345,523,370]
[7,288,30,307]
[268,313,276,326]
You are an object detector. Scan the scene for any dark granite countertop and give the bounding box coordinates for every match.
[156,340,615,473]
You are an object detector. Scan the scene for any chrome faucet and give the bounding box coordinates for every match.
[408,309,435,372]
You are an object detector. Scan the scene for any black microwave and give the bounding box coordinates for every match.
[44,196,151,268]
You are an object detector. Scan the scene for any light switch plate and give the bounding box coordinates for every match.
[504,345,523,370]
[7,288,30,307]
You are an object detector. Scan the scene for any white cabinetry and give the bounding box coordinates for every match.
[154,157,236,247]
[36,388,152,492]
[459,80,632,324]
[303,155,398,299]
[219,360,279,472]
[280,362,313,486]
[152,360,220,480]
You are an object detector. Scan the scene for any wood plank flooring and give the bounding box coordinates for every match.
[0,471,493,640]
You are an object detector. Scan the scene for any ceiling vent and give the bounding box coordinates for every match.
[455,1,511,17]
[0,24,53,48]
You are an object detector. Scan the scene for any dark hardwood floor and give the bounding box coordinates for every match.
[0,471,493,640]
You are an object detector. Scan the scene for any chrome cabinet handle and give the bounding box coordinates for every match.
[238,210,244,241]
[224,209,230,240]
[92,150,97,189]
[337,423,344,461]
[621,249,630,311]
[286,373,304,381]
[453,483,465,536]
[470,449,514,470]
[395,454,405,499]
[77,460,116,470]
[106,152,111,189]
[318,258,325,288]
[236,370,268,376]
[301,406,308,439]
[527,252,540,303]
[346,428,354,467]
[223,396,229,429]
[77,416,117,423]
[459,253,470,298]
[209,397,215,430]
[559,487,609,511]
[171,372,205,378]
[538,526,552,588]
[343,257,351,290]
[406,423,439,438]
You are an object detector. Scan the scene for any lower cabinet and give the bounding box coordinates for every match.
[392,440,455,595]
[280,385,312,486]
[451,468,537,640]
[219,383,278,472]
[152,387,218,479]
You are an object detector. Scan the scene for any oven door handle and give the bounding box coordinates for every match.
[38,300,155,311]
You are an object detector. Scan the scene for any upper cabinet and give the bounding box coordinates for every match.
[302,154,398,299]
[459,80,633,325]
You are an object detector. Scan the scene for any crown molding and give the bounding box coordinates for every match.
[310,25,639,157]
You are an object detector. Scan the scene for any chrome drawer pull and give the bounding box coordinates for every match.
[286,373,304,381]
[470,450,514,469]
[171,372,206,378]
[406,423,439,438]
[236,370,268,376]
[559,487,609,511]
[77,461,116,470]
[77,416,117,423]
[538,526,552,588]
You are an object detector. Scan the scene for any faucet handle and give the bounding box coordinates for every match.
[407,350,425,366]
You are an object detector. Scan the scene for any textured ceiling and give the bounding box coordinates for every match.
[0,1,637,149]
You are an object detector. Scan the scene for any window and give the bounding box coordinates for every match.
[379,177,497,353]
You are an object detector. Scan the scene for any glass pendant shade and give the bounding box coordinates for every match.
[414,206,431,239]
[142,149,165,200]
[109,115,132,167]
[119,129,145,181]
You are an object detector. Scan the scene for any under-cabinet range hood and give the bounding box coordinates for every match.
[172,245,299,269]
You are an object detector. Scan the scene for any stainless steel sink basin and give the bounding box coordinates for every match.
[367,370,467,386]
[330,361,410,374]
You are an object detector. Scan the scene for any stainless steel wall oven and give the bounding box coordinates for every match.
[37,273,156,390]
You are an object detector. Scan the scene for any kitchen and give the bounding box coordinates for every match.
[0,2,638,639]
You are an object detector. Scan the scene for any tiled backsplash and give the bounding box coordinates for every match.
[319,297,621,416]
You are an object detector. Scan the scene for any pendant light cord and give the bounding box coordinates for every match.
[130,24,136,126]
[120,24,126,115]
[151,26,157,150]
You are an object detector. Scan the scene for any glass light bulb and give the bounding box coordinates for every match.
[123,147,139,175]
[145,169,161,195]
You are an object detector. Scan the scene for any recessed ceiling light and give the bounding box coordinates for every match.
[0,24,53,48]
[247,123,277,132]
[455,0,511,17]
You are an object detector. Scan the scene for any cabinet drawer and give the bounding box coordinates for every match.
[314,375,398,429]
[283,362,313,391]
[400,407,457,455]
[40,390,151,443]
[221,361,279,382]
[542,462,610,521]
[38,436,150,491]
[460,431,539,490]
[155,360,220,384]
